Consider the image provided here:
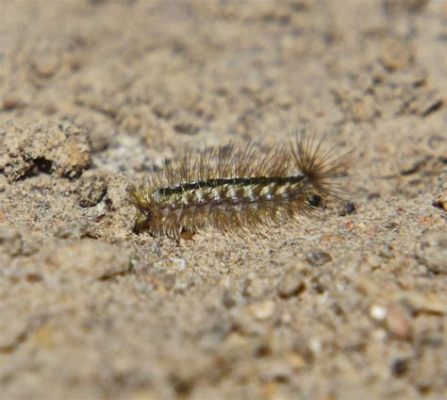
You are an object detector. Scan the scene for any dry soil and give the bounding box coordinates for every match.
[1,1,447,399]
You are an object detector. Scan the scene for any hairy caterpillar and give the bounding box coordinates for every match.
[129,136,350,240]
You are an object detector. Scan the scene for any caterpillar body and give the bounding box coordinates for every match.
[130,136,349,240]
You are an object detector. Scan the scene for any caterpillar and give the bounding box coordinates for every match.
[129,135,350,240]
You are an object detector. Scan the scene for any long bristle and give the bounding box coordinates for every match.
[291,134,351,198]
[130,135,350,240]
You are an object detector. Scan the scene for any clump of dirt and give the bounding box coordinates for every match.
[0,121,90,182]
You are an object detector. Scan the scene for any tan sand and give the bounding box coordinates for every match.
[0,1,446,399]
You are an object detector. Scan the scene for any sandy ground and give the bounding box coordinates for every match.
[1,0,447,399]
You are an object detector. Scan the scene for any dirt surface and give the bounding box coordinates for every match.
[1,1,447,399]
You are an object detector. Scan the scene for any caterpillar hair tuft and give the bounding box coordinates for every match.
[129,135,351,240]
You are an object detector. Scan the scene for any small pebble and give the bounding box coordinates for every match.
[391,358,409,377]
[308,338,322,356]
[249,300,275,321]
[386,303,413,340]
[32,55,60,78]
[306,250,332,267]
[338,200,356,216]
[2,95,24,111]
[277,269,306,299]
[379,38,414,71]
[222,290,236,309]
[433,190,447,212]
[77,175,107,207]
[370,304,387,321]
[416,229,447,273]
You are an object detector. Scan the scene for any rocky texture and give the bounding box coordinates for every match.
[0,1,446,399]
